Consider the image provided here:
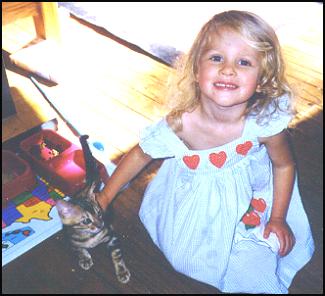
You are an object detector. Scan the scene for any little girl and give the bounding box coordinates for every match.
[96,10,314,294]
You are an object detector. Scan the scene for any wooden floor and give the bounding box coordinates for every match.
[2,5,323,294]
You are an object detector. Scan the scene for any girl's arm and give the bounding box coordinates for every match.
[258,130,296,256]
[96,144,152,211]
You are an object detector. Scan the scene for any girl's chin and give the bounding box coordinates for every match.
[209,97,249,109]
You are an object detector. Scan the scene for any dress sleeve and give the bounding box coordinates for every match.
[253,93,294,138]
[139,118,175,159]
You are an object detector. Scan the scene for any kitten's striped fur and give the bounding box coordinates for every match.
[56,182,130,284]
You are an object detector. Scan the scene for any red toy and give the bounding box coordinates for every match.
[19,130,108,196]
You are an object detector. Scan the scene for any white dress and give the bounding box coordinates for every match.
[138,94,314,294]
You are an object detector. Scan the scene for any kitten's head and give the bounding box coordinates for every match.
[56,181,104,231]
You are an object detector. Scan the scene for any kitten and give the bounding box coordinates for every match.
[56,135,130,283]
[56,181,131,284]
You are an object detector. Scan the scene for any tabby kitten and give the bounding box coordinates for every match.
[56,181,131,284]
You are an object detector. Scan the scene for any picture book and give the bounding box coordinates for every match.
[2,176,68,266]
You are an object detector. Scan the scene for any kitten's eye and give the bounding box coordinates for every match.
[210,55,223,62]
[238,59,252,66]
[82,218,92,225]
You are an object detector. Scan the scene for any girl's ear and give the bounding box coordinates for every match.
[256,84,262,93]
[194,70,199,82]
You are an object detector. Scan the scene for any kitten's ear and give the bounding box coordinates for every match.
[56,199,69,213]
[89,181,98,194]
[74,181,95,199]
[56,200,79,219]
[79,180,100,201]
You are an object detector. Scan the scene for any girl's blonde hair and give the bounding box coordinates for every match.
[166,10,294,131]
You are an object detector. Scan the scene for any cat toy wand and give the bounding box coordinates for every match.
[29,76,129,193]
[29,75,105,150]
[29,75,105,184]
[29,75,82,138]
[29,75,128,190]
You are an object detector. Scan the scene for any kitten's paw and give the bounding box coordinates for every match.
[75,248,94,270]
[79,257,94,270]
[116,266,131,284]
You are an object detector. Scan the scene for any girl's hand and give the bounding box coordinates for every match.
[263,218,295,257]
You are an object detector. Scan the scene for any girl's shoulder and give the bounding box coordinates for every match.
[139,117,180,158]
[140,117,168,138]
[246,93,294,138]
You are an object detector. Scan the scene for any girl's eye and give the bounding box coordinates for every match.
[238,59,252,66]
[210,55,223,62]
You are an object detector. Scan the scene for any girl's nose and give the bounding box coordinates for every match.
[220,63,236,76]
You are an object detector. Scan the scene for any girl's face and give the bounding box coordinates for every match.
[196,29,262,110]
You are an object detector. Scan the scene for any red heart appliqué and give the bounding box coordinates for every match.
[241,211,261,226]
[183,155,200,169]
[251,198,266,213]
[209,151,227,168]
[236,141,253,156]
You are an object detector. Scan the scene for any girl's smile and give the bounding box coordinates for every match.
[213,81,239,90]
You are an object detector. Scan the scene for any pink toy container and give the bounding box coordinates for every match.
[19,129,108,196]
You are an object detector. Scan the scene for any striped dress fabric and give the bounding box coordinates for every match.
[138,94,314,294]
